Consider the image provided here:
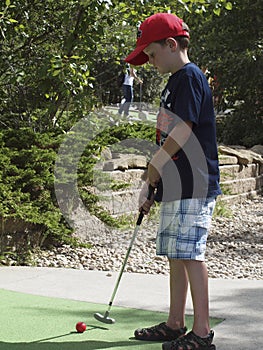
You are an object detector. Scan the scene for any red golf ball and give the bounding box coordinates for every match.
[76,321,87,333]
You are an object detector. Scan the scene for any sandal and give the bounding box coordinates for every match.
[134,322,187,341]
[162,330,216,350]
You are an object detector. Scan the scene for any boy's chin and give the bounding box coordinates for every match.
[156,67,164,74]
[157,67,169,75]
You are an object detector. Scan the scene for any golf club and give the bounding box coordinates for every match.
[94,184,155,324]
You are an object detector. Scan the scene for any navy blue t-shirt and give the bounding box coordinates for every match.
[155,62,221,202]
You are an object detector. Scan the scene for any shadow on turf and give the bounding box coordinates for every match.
[0,339,155,349]
[29,324,108,343]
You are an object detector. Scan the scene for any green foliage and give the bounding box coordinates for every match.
[0,0,236,133]
[213,200,232,218]
[0,129,73,248]
[0,0,111,130]
[217,106,263,147]
[5,0,255,261]
[0,113,156,259]
[187,0,262,146]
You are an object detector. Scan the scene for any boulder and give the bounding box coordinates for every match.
[101,147,112,160]
[103,154,147,171]
[219,155,238,165]
[218,145,263,165]
[250,145,263,156]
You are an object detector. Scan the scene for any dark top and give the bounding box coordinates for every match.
[155,62,221,202]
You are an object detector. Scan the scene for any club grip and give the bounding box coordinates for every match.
[136,211,144,226]
[136,184,155,226]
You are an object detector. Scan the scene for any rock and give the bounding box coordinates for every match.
[219,155,238,165]
[127,155,147,169]
[7,195,262,281]
[218,145,263,165]
[250,145,263,156]
[103,154,147,171]
[101,147,112,160]
[112,153,121,159]
[103,159,129,171]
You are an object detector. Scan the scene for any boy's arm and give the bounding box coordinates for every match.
[148,120,193,187]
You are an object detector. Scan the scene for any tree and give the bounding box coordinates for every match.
[0,0,235,132]
[2,0,239,258]
[186,0,263,146]
[0,0,103,131]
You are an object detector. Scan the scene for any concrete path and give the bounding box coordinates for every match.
[0,266,262,349]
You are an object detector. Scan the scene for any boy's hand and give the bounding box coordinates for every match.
[139,182,155,215]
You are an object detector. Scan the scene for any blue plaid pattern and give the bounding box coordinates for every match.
[156,197,216,261]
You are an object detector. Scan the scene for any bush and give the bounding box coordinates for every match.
[217,107,263,147]
[0,118,155,259]
[0,128,73,255]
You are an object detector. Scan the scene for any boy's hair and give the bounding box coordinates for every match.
[155,21,190,49]
[155,36,190,49]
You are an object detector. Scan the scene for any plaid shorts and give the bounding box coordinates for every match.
[156,197,216,261]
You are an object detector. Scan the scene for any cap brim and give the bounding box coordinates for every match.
[125,44,149,66]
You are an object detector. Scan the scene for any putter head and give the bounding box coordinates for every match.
[94,312,115,324]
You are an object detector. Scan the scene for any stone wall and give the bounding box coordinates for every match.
[2,146,261,245]
[96,145,263,215]
[218,145,263,203]
[95,166,145,217]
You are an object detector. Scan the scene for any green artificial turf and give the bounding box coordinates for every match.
[0,289,222,350]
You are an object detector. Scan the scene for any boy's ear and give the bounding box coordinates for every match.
[166,38,177,50]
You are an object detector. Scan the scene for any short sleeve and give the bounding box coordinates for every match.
[173,73,203,125]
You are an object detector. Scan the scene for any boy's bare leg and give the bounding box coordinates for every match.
[167,259,189,330]
[184,260,210,337]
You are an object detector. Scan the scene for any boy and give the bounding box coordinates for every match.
[125,13,221,350]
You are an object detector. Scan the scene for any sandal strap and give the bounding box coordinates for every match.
[135,322,187,341]
[147,322,182,337]
[163,330,215,350]
[176,333,201,349]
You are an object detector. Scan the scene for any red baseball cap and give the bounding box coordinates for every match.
[125,13,190,66]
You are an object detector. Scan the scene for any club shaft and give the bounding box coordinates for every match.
[106,224,140,312]
[104,185,154,314]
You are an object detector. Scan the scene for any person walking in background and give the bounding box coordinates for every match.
[118,63,143,117]
[125,13,221,350]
